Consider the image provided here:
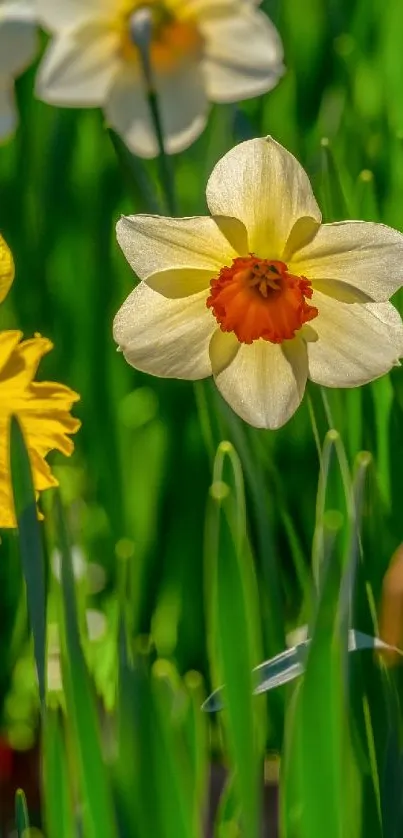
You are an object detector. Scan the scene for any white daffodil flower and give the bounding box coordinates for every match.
[35,0,284,158]
[113,137,403,429]
[0,1,37,140]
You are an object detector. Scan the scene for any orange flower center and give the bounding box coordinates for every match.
[207,255,318,345]
[121,4,203,72]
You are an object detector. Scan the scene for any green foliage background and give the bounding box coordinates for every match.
[2,0,403,835]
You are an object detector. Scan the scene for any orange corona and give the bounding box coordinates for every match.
[121,5,202,72]
[207,255,318,345]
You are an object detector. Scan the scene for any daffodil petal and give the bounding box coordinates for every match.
[213,216,249,255]
[155,62,209,155]
[0,235,15,302]
[206,137,321,259]
[36,0,116,31]
[174,0,250,18]
[116,214,237,279]
[0,8,37,76]
[143,217,249,296]
[28,449,59,491]
[104,69,156,158]
[307,291,403,387]
[203,58,283,103]
[201,7,282,69]
[0,78,17,140]
[209,328,239,374]
[147,268,213,298]
[0,335,53,386]
[290,221,403,302]
[0,331,23,371]
[212,336,308,428]
[0,1,36,22]
[36,23,120,106]
[114,282,215,379]
[311,278,373,304]
[0,331,80,528]
[202,7,283,103]
[105,61,208,158]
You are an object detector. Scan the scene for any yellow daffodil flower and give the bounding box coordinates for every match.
[0,235,80,527]
[35,0,284,158]
[113,137,403,429]
[0,1,38,140]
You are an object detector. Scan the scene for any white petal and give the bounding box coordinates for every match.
[200,5,281,67]
[307,291,403,387]
[201,7,284,103]
[155,60,209,155]
[209,328,239,373]
[203,58,283,103]
[145,215,249,297]
[114,282,215,379]
[104,69,156,157]
[290,221,403,302]
[206,137,321,259]
[105,61,208,158]
[212,335,308,428]
[35,0,116,31]
[146,268,213,298]
[116,214,237,279]
[0,11,37,76]
[35,23,120,106]
[0,78,17,140]
[173,0,250,18]
[0,2,36,22]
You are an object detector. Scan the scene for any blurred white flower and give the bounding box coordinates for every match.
[46,610,108,693]
[52,544,107,593]
[35,0,284,158]
[0,1,38,140]
[51,544,86,581]
[85,609,107,641]
[113,136,403,429]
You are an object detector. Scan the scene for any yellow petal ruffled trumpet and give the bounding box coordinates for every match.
[0,235,80,527]
[113,136,403,429]
[35,0,284,158]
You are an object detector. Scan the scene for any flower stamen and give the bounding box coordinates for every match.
[207,255,318,344]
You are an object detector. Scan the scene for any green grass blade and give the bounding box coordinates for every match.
[320,137,352,221]
[108,128,162,213]
[211,392,285,656]
[42,708,76,838]
[281,433,365,838]
[115,635,204,838]
[356,169,379,221]
[214,773,242,838]
[53,491,117,838]
[205,441,265,838]
[15,788,30,837]
[150,660,202,838]
[183,670,209,835]
[10,415,47,708]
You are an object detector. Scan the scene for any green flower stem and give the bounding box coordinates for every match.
[132,9,177,216]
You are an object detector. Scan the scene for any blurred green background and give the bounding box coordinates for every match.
[2,0,403,835]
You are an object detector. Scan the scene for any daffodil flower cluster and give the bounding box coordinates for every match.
[114,137,403,428]
[0,235,80,527]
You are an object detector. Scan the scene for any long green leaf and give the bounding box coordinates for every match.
[281,437,369,838]
[15,788,30,837]
[205,441,265,838]
[54,491,117,838]
[42,708,76,838]
[10,415,46,708]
